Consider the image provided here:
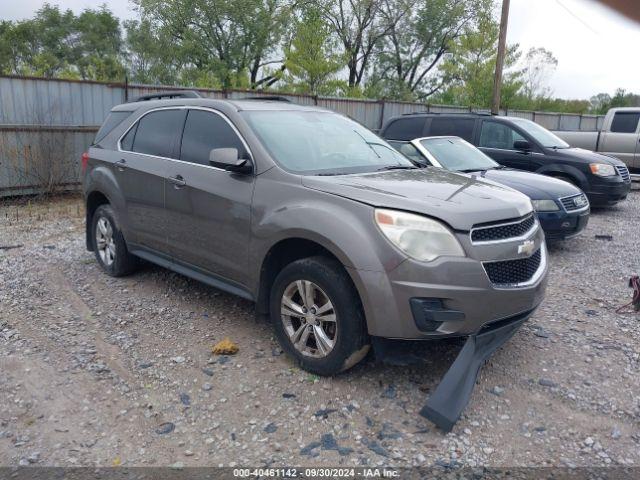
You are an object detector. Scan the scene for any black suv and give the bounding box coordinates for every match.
[380,113,631,207]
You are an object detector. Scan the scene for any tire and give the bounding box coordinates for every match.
[91,204,138,277]
[270,256,370,376]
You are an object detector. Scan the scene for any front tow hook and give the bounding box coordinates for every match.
[419,313,531,432]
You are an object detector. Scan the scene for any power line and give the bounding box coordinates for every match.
[555,0,599,35]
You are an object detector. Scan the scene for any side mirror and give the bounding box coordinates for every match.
[513,140,532,152]
[209,148,253,174]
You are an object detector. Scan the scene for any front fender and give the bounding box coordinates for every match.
[250,199,405,279]
[535,164,589,191]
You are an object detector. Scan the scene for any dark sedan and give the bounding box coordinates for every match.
[389,136,590,241]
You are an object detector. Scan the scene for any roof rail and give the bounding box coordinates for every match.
[401,111,493,117]
[243,95,292,103]
[133,90,202,102]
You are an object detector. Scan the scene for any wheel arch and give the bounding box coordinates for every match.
[85,190,112,251]
[255,237,364,318]
[535,164,589,190]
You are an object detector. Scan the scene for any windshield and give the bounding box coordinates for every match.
[420,137,499,171]
[242,110,414,175]
[508,118,569,148]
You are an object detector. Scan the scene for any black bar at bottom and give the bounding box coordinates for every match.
[419,313,531,432]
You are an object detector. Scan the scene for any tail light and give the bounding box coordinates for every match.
[81,152,89,173]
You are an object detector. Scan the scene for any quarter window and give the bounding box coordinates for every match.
[95,111,132,144]
[479,122,525,150]
[120,123,137,151]
[130,109,185,158]
[610,112,640,133]
[180,110,248,166]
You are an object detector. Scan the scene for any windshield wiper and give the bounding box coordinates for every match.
[376,165,418,171]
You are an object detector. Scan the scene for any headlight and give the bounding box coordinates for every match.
[531,199,560,212]
[589,163,616,177]
[374,209,465,262]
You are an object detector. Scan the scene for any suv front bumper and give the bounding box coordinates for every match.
[350,229,548,340]
[586,176,631,206]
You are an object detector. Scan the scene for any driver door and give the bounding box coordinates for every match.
[478,120,532,171]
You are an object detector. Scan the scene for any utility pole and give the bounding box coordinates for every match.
[491,0,510,115]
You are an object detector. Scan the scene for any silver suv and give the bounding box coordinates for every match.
[83,96,548,378]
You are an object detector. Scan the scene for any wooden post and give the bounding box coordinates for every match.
[491,0,511,115]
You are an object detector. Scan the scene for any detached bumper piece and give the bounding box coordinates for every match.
[419,309,534,432]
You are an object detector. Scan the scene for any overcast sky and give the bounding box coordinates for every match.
[2,0,639,100]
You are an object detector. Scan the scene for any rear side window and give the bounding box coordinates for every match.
[180,110,248,165]
[383,117,426,141]
[429,118,475,142]
[131,109,185,158]
[95,111,132,144]
[610,112,640,133]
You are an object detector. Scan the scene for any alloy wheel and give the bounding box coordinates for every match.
[95,217,116,266]
[280,280,337,358]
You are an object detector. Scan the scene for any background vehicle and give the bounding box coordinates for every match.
[389,136,590,241]
[554,107,640,175]
[83,96,547,383]
[381,113,632,207]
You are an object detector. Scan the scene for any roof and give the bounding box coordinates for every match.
[111,97,328,113]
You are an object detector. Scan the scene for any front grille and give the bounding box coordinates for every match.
[615,165,631,183]
[560,193,589,211]
[471,214,536,243]
[484,249,542,286]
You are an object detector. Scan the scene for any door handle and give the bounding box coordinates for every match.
[168,175,186,188]
[116,159,127,171]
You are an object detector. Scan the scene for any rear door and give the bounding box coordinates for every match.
[164,108,255,287]
[477,120,533,170]
[117,108,185,254]
[599,111,640,168]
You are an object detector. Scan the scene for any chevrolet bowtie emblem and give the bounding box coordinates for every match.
[517,240,535,256]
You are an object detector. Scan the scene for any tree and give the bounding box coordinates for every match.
[73,6,124,81]
[372,0,488,100]
[134,0,293,89]
[283,9,347,95]
[0,3,124,81]
[521,47,557,100]
[314,0,392,89]
[435,9,522,108]
[124,18,183,85]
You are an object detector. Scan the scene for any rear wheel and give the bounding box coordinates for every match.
[91,205,138,277]
[270,256,369,376]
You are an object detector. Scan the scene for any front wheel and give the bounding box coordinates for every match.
[270,256,370,376]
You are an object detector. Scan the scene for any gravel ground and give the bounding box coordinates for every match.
[1,189,639,469]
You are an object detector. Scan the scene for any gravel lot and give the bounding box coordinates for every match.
[1,189,639,469]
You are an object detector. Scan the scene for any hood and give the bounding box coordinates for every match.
[301,168,533,231]
[470,168,582,200]
[554,147,625,166]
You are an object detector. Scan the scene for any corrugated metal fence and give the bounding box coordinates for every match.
[0,75,604,196]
